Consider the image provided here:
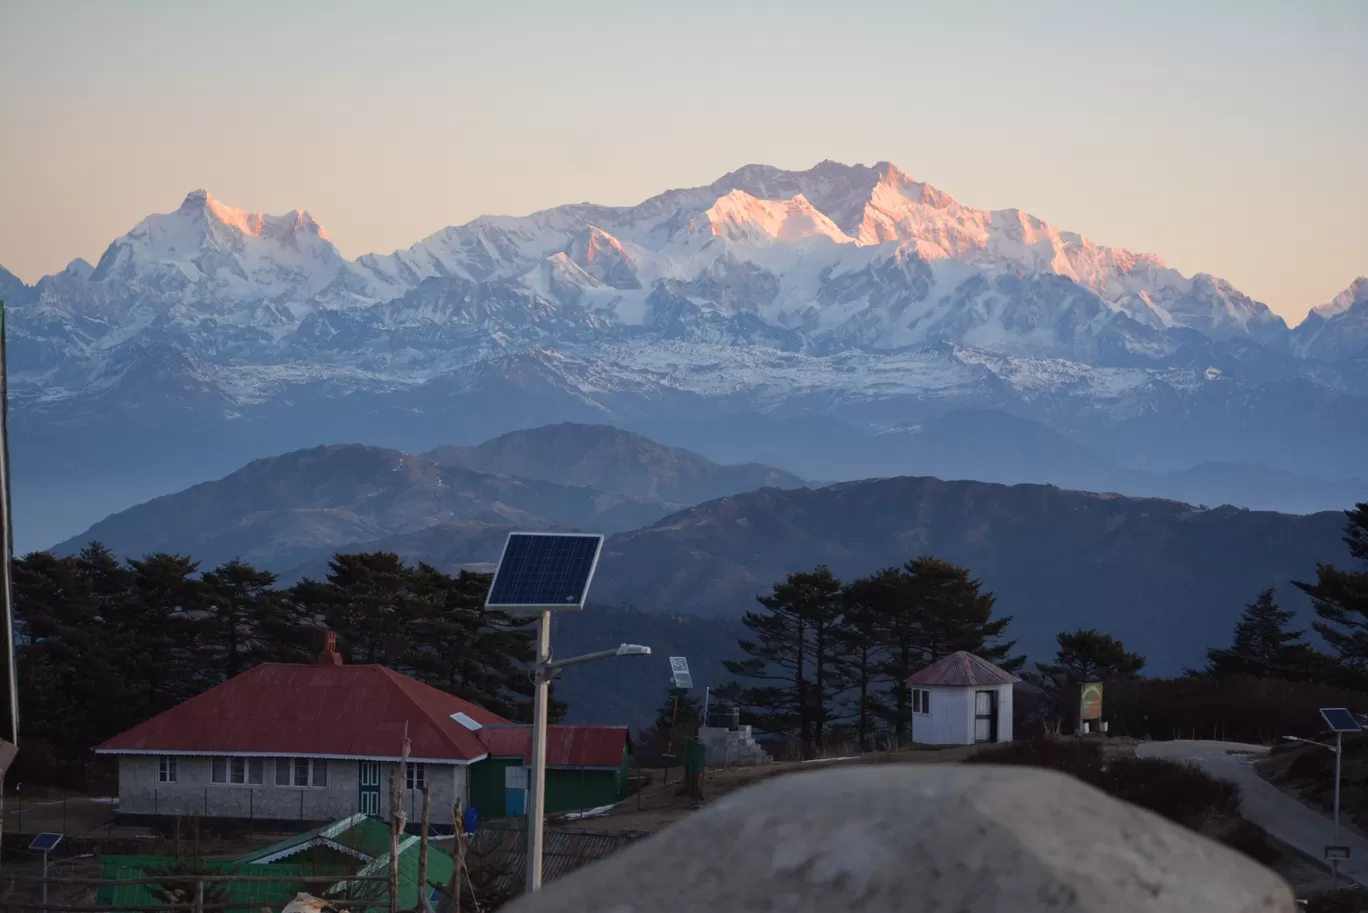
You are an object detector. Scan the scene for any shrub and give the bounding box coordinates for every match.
[1212,818,1281,868]
[1093,757,1239,831]
[966,738,1237,832]
[1107,676,1368,744]
[965,737,1102,770]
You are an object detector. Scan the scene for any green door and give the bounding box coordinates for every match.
[359,760,382,815]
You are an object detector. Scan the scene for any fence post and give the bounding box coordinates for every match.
[418,788,432,913]
[192,877,204,913]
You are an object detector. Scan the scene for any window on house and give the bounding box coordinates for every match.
[211,757,264,785]
[407,763,426,791]
[912,688,931,715]
[277,758,328,787]
[159,756,177,783]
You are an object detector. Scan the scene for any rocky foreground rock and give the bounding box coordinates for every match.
[504,763,1295,913]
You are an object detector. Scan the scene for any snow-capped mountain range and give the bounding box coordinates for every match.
[3,160,1366,549]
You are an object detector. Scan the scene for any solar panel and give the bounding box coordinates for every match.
[1320,708,1363,733]
[485,532,604,612]
[28,832,62,853]
[669,656,693,690]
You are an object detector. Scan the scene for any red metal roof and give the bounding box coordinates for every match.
[477,725,627,769]
[905,651,1019,687]
[95,663,512,762]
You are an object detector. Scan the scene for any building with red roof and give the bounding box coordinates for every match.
[904,651,1019,746]
[96,637,630,825]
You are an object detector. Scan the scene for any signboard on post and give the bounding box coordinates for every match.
[1326,845,1351,860]
[1078,682,1103,722]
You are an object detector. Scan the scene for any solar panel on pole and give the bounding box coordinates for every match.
[484,531,607,897]
[1320,708,1362,733]
[669,656,693,690]
[485,533,604,613]
[29,833,61,853]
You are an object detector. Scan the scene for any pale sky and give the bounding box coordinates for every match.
[2,0,1364,324]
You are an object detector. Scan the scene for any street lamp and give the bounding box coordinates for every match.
[481,532,653,895]
[525,642,650,892]
[1285,706,1363,890]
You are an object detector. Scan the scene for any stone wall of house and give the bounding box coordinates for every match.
[116,756,470,824]
[501,764,1296,913]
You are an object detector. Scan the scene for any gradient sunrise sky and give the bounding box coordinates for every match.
[2,0,1364,323]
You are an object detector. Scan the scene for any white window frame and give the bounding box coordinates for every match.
[211,757,264,786]
[159,756,177,783]
[406,763,426,792]
[912,688,931,716]
[277,757,328,788]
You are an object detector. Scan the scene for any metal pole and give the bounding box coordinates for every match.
[0,299,19,747]
[0,298,18,879]
[1334,731,1342,890]
[41,850,48,913]
[526,610,551,894]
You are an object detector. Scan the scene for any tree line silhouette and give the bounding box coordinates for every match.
[9,502,1368,773]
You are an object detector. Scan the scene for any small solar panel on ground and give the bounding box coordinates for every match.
[486,533,604,611]
[1320,707,1363,732]
[29,832,62,853]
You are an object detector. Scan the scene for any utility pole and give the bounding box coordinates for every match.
[0,299,19,873]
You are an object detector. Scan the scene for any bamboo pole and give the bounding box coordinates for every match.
[390,722,410,913]
[417,787,431,913]
[452,799,465,913]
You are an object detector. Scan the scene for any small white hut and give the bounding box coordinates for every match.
[905,651,1018,746]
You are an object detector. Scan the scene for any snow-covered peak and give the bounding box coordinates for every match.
[701,190,853,246]
[1312,277,1368,319]
[177,189,328,241]
[61,258,94,280]
[564,226,641,289]
[80,190,375,315]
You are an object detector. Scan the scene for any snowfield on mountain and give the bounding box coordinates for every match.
[3,159,1366,549]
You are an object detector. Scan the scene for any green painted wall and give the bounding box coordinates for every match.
[469,757,518,818]
[470,745,628,818]
[544,768,619,813]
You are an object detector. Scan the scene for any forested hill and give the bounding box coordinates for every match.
[590,477,1351,674]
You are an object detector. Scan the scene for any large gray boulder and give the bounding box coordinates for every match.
[504,763,1295,913]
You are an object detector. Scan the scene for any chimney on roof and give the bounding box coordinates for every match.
[318,631,342,666]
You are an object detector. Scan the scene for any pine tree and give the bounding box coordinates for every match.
[122,552,209,718]
[836,575,891,751]
[201,559,308,679]
[1297,504,1368,678]
[724,566,844,755]
[904,557,1021,670]
[1038,629,1146,684]
[1204,588,1327,681]
[13,550,126,755]
[291,552,432,668]
[405,565,544,721]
